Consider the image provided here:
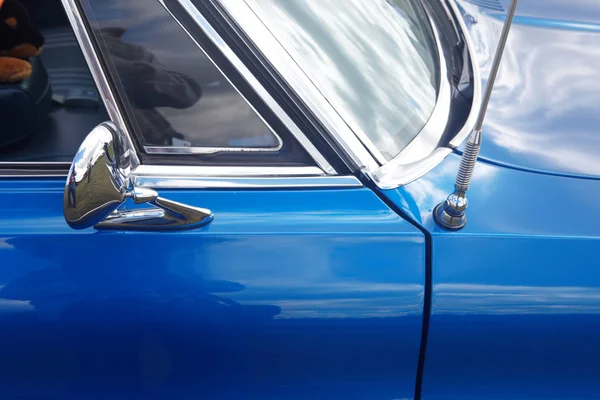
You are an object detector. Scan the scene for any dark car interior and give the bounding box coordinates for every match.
[0,0,108,162]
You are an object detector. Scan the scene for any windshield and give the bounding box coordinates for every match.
[248,0,440,161]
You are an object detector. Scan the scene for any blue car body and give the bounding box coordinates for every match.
[389,2,600,398]
[1,0,599,398]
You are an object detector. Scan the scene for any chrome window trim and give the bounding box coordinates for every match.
[368,0,482,189]
[133,165,324,177]
[144,143,284,156]
[131,165,362,189]
[0,174,68,178]
[61,0,140,170]
[134,174,362,190]
[155,0,335,174]
[0,162,71,166]
[0,166,363,189]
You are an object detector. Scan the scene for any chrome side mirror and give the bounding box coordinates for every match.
[64,122,213,231]
[63,122,129,229]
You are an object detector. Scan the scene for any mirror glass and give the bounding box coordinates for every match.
[63,122,130,230]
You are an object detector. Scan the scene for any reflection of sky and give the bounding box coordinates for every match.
[398,149,600,235]
[0,284,33,313]
[71,127,110,181]
[228,281,423,319]
[71,143,89,179]
[434,283,600,315]
[170,226,425,319]
[251,0,438,160]
[400,154,497,224]
[460,2,600,176]
[501,0,600,26]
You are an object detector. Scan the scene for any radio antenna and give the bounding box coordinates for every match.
[434,0,519,230]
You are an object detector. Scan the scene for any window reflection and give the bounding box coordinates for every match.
[81,0,279,149]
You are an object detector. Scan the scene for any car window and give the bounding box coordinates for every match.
[79,0,325,170]
[0,0,108,163]
[244,0,440,161]
[79,0,282,152]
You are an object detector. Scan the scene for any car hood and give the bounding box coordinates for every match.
[455,0,600,179]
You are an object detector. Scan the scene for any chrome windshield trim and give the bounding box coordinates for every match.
[447,0,483,149]
[217,0,379,172]
[134,175,362,189]
[158,0,335,174]
[368,0,482,189]
[61,0,140,169]
[368,147,452,189]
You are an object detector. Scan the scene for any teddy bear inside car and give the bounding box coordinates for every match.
[0,0,44,82]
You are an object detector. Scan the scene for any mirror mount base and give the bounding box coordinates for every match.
[95,195,214,231]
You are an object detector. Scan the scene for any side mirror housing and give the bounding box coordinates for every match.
[63,122,129,230]
[63,121,213,231]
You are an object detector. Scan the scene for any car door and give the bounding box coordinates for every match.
[0,0,426,398]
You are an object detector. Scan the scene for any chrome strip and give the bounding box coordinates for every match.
[369,147,452,189]
[218,0,379,172]
[144,142,282,155]
[131,165,363,189]
[0,174,68,178]
[157,0,335,174]
[61,0,140,169]
[0,162,71,166]
[134,175,362,189]
[132,165,325,178]
[368,0,483,188]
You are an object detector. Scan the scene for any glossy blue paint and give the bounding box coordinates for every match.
[456,0,600,179]
[0,179,424,398]
[381,152,600,399]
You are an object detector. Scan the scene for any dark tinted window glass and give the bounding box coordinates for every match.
[79,0,285,153]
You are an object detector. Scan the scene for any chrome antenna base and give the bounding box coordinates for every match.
[434,193,467,230]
